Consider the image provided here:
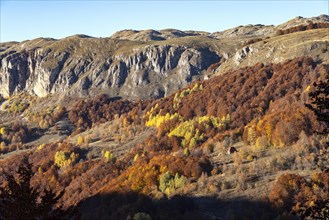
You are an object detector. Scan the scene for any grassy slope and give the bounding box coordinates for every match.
[217,28,329,75]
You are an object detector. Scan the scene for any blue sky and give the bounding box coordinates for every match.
[0,0,328,42]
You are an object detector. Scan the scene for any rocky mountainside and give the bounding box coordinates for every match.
[0,36,225,99]
[217,28,329,75]
[277,14,329,29]
[0,14,328,100]
[0,15,329,220]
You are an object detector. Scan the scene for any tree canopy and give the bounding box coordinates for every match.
[0,156,64,220]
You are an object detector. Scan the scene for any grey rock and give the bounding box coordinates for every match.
[0,42,220,100]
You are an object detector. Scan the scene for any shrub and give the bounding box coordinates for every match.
[54,150,79,168]
[104,150,116,163]
[0,127,7,135]
[77,136,84,145]
[252,136,269,153]
[0,141,7,152]
[131,212,152,220]
[133,154,139,162]
[37,143,46,151]
[159,171,188,195]
[183,148,190,156]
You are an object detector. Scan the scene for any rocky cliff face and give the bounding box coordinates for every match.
[0,39,220,99]
[1,14,328,100]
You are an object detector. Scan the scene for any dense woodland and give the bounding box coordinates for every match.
[0,56,328,219]
[67,95,138,134]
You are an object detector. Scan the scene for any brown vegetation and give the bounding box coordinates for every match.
[1,57,328,219]
[68,94,137,134]
[276,22,329,36]
[269,171,329,218]
[146,57,327,148]
[0,122,40,154]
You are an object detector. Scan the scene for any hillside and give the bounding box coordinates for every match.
[0,15,329,220]
[0,14,328,99]
[217,28,329,75]
[0,34,225,99]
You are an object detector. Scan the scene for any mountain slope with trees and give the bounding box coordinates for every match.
[0,15,328,219]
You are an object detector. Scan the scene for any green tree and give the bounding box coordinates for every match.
[0,156,64,219]
[159,171,172,193]
[132,212,152,220]
[159,172,188,195]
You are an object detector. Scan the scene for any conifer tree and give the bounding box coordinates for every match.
[306,79,329,133]
[0,156,64,220]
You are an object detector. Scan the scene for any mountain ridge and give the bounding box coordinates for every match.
[0,14,328,220]
[0,14,328,100]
